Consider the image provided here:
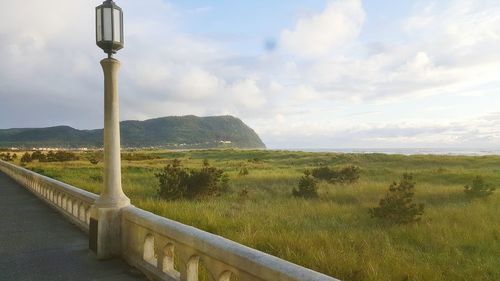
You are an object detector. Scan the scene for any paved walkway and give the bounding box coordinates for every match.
[0,172,147,281]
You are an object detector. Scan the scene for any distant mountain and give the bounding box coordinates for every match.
[0,115,266,149]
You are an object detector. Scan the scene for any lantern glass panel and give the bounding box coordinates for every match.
[103,8,113,41]
[113,9,121,42]
[96,8,102,42]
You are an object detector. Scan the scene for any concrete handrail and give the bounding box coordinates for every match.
[0,160,97,232]
[122,206,340,281]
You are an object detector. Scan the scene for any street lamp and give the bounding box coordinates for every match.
[90,0,130,260]
[96,0,124,57]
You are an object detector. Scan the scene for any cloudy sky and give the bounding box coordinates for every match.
[1,0,499,149]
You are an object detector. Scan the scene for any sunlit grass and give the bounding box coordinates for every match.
[17,150,500,281]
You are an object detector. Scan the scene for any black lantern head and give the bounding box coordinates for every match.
[96,0,124,57]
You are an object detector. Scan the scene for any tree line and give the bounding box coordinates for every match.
[20,151,79,163]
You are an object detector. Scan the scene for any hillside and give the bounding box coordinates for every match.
[0,115,266,149]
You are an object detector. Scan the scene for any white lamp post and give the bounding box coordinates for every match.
[90,0,130,259]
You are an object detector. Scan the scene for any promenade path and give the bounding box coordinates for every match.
[0,172,147,281]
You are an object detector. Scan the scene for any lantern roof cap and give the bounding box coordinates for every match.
[98,0,121,10]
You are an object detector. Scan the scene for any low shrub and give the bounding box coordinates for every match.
[20,152,32,164]
[370,173,425,224]
[0,152,13,161]
[31,151,45,161]
[311,165,361,184]
[293,170,318,198]
[84,151,103,164]
[156,159,188,200]
[335,165,361,184]
[184,159,229,198]
[311,166,336,181]
[464,175,495,198]
[156,159,229,200]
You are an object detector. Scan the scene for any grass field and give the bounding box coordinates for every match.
[14,149,500,281]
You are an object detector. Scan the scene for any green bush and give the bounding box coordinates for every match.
[311,165,361,184]
[156,159,188,200]
[20,152,32,164]
[370,173,425,224]
[464,176,495,197]
[185,159,229,198]
[0,152,13,161]
[156,159,229,200]
[55,151,78,162]
[335,165,361,184]
[84,151,102,164]
[311,166,336,181]
[293,170,318,198]
[31,151,45,161]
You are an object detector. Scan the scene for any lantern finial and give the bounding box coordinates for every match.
[96,0,124,56]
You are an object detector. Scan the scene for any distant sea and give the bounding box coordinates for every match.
[273,148,500,156]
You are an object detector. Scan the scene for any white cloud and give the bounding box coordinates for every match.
[229,79,266,109]
[281,0,500,105]
[280,0,365,57]
[174,68,223,100]
[1,0,500,149]
[259,112,500,149]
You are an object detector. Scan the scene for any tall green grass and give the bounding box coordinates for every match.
[20,150,500,281]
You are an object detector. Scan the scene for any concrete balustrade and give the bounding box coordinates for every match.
[121,206,339,281]
[0,160,340,281]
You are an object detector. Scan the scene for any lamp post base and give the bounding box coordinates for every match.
[89,205,126,260]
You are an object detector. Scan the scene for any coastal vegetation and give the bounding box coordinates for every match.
[369,173,425,225]
[155,159,229,200]
[0,152,15,161]
[292,170,318,198]
[5,149,500,281]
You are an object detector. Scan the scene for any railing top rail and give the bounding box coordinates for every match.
[124,205,340,281]
[0,160,98,203]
